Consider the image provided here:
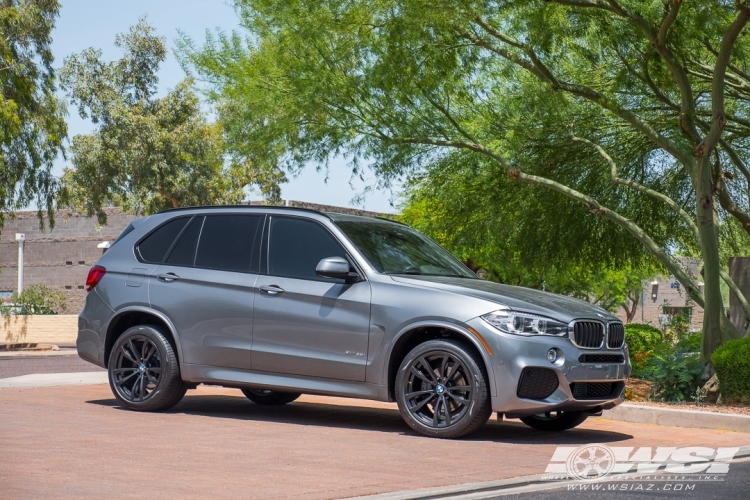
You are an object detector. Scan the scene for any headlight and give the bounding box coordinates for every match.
[481,310,568,337]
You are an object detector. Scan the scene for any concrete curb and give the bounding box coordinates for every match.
[0,371,108,389]
[603,403,750,433]
[0,348,80,358]
[0,342,60,351]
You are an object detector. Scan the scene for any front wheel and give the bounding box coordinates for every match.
[108,325,187,411]
[241,388,301,405]
[395,339,492,439]
[520,410,588,431]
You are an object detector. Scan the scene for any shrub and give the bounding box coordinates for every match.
[640,343,705,402]
[0,285,66,315]
[625,323,663,352]
[711,338,750,404]
[625,323,664,377]
[677,332,702,352]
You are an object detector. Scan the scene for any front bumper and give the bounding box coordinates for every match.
[467,318,631,418]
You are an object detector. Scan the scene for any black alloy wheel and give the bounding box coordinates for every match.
[108,325,187,411]
[520,410,588,431]
[396,339,491,438]
[241,388,302,405]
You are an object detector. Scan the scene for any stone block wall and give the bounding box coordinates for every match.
[0,208,136,314]
[1,315,79,345]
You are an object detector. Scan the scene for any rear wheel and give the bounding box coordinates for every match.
[241,388,301,405]
[395,339,492,439]
[108,325,187,411]
[520,410,588,431]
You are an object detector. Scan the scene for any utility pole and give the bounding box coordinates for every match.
[15,233,25,295]
[641,291,645,322]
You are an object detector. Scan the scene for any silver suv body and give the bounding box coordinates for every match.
[78,206,630,438]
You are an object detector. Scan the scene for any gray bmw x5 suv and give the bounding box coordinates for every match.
[77,206,630,438]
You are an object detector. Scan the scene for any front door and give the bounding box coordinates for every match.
[252,216,371,381]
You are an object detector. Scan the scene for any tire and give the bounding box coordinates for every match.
[108,325,187,412]
[241,388,301,405]
[520,410,588,431]
[395,339,492,439]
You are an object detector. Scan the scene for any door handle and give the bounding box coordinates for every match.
[259,285,284,295]
[157,273,180,282]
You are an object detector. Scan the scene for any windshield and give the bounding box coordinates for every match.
[335,220,476,278]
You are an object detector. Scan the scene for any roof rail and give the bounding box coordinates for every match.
[158,205,331,218]
[375,216,407,225]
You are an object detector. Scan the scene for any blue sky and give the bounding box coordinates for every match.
[51,0,399,213]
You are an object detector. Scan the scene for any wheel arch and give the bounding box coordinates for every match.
[385,320,496,401]
[103,307,182,368]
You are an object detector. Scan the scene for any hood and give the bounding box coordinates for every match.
[390,275,620,323]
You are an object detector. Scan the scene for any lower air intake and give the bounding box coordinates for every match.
[570,382,625,400]
[517,367,559,400]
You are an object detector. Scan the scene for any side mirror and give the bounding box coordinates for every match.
[316,256,360,282]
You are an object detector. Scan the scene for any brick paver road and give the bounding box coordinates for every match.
[1,384,748,499]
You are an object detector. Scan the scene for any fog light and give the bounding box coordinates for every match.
[547,348,558,363]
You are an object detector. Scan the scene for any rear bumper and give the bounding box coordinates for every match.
[76,290,113,368]
[467,318,630,418]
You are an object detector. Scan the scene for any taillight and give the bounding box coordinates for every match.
[85,265,106,292]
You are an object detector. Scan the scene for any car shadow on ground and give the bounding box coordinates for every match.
[87,392,634,445]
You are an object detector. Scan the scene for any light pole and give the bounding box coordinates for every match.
[15,233,25,295]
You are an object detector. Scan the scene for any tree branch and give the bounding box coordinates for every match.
[716,171,750,233]
[641,50,680,112]
[421,93,478,144]
[474,17,560,85]
[553,0,701,142]
[157,189,180,208]
[458,29,545,80]
[571,135,700,243]
[657,0,681,47]
[467,21,693,166]
[698,2,750,157]
[389,134,705,307]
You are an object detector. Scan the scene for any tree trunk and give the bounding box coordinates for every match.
[695,158,740,359]
[622,296,638,323]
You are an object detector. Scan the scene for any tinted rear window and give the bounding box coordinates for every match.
[137,217,190,263]
[195,215,262,272]
[166,216,204,267]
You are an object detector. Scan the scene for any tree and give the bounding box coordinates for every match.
[59,18,283,224]
[399,149,661,320]
[180,0,750,357]
[0,0,67,230]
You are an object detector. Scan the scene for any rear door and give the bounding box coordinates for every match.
[148,213,263,370]
[252,216,371,381]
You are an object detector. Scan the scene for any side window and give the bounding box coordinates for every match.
[166,216,204,267]
[137,217,190,263]
[195,215,262,273]
[268,217,348,280]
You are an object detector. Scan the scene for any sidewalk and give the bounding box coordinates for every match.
[603,403,750,433]
[0,371,107,389]
[0,347,78,358]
